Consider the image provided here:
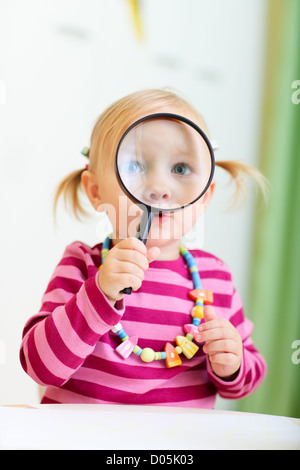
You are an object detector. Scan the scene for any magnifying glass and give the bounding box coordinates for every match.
[115,113,215,294]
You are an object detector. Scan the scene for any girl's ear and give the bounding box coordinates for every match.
[202,180,216,208]
[81,170,102,210]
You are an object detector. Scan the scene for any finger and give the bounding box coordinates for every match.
[117,237,147,255]
[199,326,236,343]
[203,339,238,355]
[208,352,238,366]
[112,261,145,281]
[113,249,149,271]
[113,272,143,292]
[203,305,217,323]
[199,317,231,332]
[147,246,161,263]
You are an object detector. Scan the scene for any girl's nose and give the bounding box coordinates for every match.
[143,181,171,204]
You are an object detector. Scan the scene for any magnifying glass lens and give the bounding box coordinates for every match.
[117,116,213,211]
[115,114,215,294]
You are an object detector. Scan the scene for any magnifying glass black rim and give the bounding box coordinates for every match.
[115,112,215,213]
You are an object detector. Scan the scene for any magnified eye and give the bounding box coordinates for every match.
[172,162,192,176]
[121,160,143,174]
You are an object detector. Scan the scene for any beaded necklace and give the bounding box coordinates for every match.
[100,237,213,368]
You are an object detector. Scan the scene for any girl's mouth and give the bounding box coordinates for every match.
[153,211,172,224]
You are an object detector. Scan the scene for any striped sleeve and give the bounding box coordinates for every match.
[206,287,267,399]
[20,242,124,387]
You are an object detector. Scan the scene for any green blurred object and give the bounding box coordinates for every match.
[237,0,300,418]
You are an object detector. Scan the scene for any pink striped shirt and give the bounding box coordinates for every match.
[20,241,266,407]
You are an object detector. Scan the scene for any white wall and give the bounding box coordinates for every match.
[0,0,268,405]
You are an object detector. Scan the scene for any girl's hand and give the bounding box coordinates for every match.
[98,237,160,305]
[199,306,243,380]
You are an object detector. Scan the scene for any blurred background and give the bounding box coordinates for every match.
[0,0,299,417]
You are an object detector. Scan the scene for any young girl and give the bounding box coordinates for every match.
[20,89,266,407]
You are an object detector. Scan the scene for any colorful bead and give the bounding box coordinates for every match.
[183,324,196,335]
[183,323,202,343]
[154,351,167,360]
[179,246,188,255]
[133,345,143,356]
[175,336,199,359]
[188,289,213,304]
[183,252,195,264]
[164,342,182,368]
[118,329,128,340]
[188,289,202,301]
[192,317,201,327]
[191,305,204,319]
[116,336,138,358]
[140,348,156,362]
[189,265,198,272]
[111,323,122,333]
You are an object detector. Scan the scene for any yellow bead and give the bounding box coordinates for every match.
[175,336,199,359]
[175,336,186,347]
[140,348,156,363]
[191,305,204,319]
[183,341,199,359]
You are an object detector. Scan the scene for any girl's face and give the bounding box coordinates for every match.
[117,119,212,209]
[82,109,215,256]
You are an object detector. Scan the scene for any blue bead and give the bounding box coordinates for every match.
[191,272,202,289]
[187,261,197,269]
[118,329,127,340]
[192,317,200,326]
[103,237,111,250]
[161,352,167,359]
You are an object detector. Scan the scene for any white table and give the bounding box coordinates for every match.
[0,404,299,450]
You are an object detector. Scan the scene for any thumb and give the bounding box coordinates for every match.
[203,305,216,323]
[146,246,161,263]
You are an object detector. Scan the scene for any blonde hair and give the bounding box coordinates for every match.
[53,88,267,219]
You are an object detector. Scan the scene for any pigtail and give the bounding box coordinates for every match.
[215,160,269,209]
[53,168,87,220]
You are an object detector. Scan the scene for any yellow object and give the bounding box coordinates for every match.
[164,342,182,368]
[175,336,199,359]
[128,0,144,40]
[191,305,204,319]
[140,348,155,362]
[165,350,182,368]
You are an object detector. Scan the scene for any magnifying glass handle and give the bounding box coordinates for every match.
[138,209,154,244]
[121,210,154,295]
